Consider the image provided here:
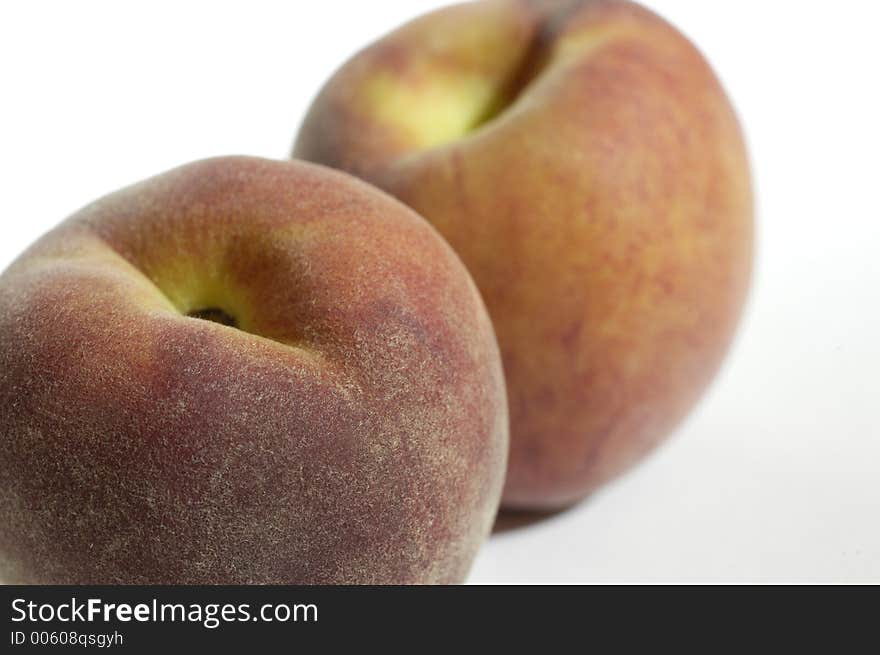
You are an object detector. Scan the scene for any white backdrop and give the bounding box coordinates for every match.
[1,1,878,584]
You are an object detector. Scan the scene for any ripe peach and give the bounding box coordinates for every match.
[0,156,508,583]
[294,0,754,509]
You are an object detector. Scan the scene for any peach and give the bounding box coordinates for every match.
[294,0,754,509]
[0,156,508,583]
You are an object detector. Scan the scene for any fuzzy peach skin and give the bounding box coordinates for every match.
[0,156,508,584]
[294,0,754,510]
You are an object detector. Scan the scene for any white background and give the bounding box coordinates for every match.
[1,1,878,584]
